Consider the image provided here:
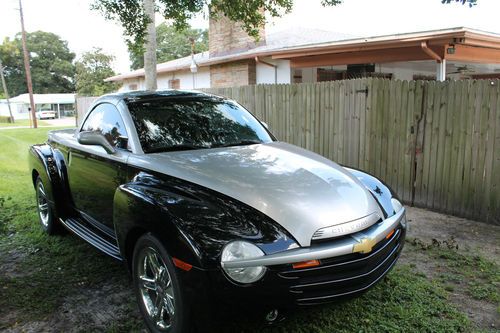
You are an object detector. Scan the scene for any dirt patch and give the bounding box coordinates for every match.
[401,207,500,331]
[1,278,144,333]
[0,248,28,279]
[405,207,500,264]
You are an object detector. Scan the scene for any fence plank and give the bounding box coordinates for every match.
[440,81,455,212]
[490,81,500,224]
[411,81,425,206]
[483,81,497,222]
[399,80,410,202]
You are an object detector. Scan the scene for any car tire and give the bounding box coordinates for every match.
[35,177,59,235]
[132,233,191,333]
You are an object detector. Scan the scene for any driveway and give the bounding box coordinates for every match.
[43,117,77,127]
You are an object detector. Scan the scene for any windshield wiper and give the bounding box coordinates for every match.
[146,144,209,153]
[212,140,262,148]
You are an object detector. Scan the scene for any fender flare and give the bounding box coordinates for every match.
[113,183,203,271]
[29,144,71,218]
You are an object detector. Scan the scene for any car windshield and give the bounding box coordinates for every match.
[126,96,274,153]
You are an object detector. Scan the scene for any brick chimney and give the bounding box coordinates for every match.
[208,12,265,87]
[209,13,266,58]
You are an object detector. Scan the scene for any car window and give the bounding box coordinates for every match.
[126,97,274,153]
[81,103,129,150]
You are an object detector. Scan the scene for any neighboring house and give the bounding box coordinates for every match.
[0,93,75,120]
[105,15,500,90]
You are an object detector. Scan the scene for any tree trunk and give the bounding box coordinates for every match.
[143,0,157,91]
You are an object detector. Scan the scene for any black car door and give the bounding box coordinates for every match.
[67,102,130,230]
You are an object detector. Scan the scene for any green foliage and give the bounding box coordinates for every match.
[129,23,208,70]
[441,0,477,7]
[92,0,478,52]
[92,0,338,50]
[0,115,13,123]
[75,48,119,96]
[0,32,75,97]
[91,0,154,53]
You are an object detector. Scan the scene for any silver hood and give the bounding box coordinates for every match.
[128,142,383,247]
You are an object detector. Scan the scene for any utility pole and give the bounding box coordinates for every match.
[19,0,37,128]
[0,59,15,123]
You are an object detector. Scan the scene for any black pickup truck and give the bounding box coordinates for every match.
[29,90,407,332]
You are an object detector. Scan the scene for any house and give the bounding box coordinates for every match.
[0,93,75,120]
[105,15,500,90]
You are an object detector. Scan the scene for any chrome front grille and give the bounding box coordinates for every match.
[276,226,404,305]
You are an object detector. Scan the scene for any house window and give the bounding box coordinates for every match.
[413,74,435,81]
[317,68,345,82]
[169,79,180,89]
[293,69,303,83]
[128,84,138,90]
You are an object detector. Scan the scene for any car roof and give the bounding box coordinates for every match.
[95,89,223,105]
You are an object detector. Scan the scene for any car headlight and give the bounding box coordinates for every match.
[391,198,407,228]
[391,198,403,213]
[221,241,266,284]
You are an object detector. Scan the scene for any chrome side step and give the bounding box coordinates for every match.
[60,217,122,260]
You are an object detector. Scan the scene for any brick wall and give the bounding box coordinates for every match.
[210,60,257,88]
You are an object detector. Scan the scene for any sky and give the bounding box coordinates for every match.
[0,0,499,74]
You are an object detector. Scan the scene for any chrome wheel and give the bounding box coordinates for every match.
[36,181,50,227]
[137,247,175,331]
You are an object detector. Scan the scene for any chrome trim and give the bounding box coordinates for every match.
[297,249,401,303]
[221,208,405,269]
[312,212,381,241]
[291,238,401,288]
[279,227,400,276]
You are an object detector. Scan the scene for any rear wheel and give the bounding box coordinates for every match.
[35,177,59,234]
[132,233,191,333]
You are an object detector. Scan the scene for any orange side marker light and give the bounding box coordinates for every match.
[292,259,320,269]
[386,229,395,240]
[173,257,193,271]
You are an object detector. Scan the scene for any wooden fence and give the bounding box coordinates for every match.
[204,78,500,225]
[75,96,98,126]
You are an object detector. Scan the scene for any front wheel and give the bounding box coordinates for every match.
[132,233,191,333]
[35,177,59,234]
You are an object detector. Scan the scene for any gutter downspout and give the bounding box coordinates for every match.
[421,41,446,81]
[255,57,278,84]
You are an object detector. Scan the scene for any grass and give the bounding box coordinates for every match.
[0,128,478,332]
[0,119,48,127]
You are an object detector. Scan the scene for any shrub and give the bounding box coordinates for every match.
[0,115,14,123]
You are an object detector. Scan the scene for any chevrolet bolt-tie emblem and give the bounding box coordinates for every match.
[353,237,377,254]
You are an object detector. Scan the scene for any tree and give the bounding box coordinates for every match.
[92,0,477,90]
[129,23,208,70]
[75,48,119,96]
[0,31,75,96]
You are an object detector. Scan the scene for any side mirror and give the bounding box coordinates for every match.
[77,131,116,154]
[261,121,269,129]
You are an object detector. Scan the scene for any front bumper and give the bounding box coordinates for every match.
[200,209,406,311]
